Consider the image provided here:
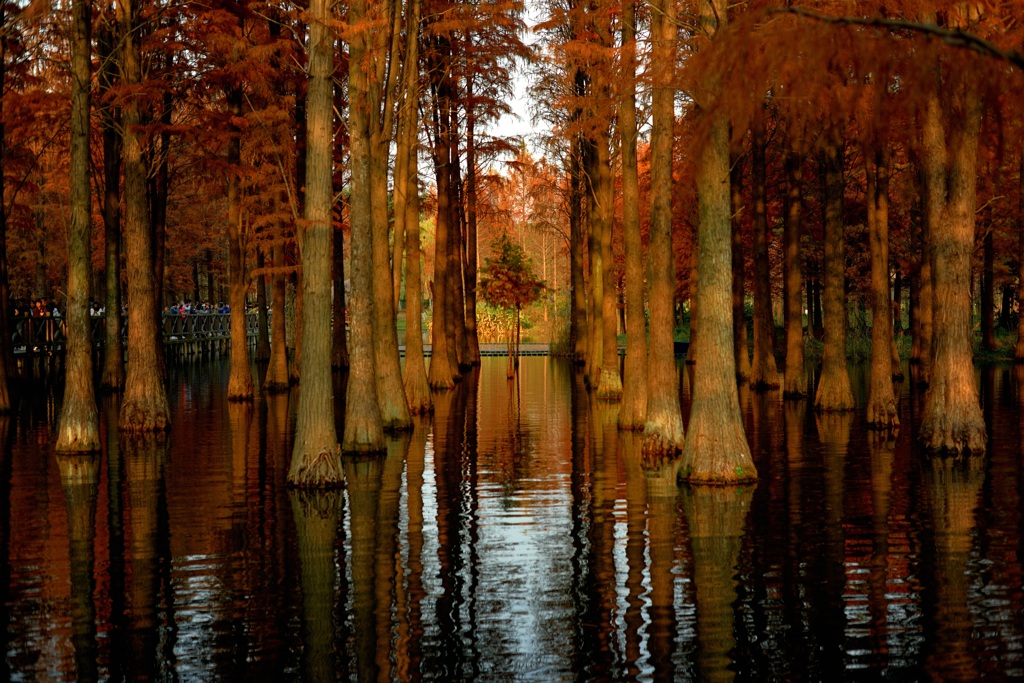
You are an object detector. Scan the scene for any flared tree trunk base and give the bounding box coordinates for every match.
[264,380,291,394]
[341,418,385,455]
[289,452,344,490]
[920,400,985,455]
[595,369,623,401]
[680,400,756,484]
[55,411,101,453]
[617,408,647,431]
[641,410,685,465]
[814,369,855,412]
[866,397,899,429]
[120,394,171,433]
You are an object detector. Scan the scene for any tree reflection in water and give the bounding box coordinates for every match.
[2,358,1024,679]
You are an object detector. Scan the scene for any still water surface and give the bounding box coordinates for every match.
[1,358,1023,681]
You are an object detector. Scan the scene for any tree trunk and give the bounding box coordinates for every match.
[264,244,291,392]
[916,161,934,383]
[782,150,805,399]
[982,225,996,351]
[814,139,854,412]
[98,20,124,393]
[642,0,685,457]
[290,0,346,482]
[893,270,903,333]
[57,0,100,451]
[330,223,349,369]
[585,141,603,387]
[464,79,481,366]
[399,0,431,414]
[226,85,255,401]
[570,134,587,363]
[919,83,985,454]
[686,233,699,365]
[448,116,470,370]
[255,251,271,361]
[118,0,170,432]
[617,0,646,428]
[680,69,755,483]
[426,49,458,389]
[866,145,898,428]
[594,103,621,399]
[750,119,779,390]
[1016,152,1024,360]
[730,154,751,382]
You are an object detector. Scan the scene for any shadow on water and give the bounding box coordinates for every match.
[2,356,1024,679]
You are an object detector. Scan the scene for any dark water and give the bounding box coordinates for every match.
[2,357,1023,681]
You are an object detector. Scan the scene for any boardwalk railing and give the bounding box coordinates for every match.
[11,312,259,357]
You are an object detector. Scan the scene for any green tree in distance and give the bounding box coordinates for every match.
[479,233,544,378]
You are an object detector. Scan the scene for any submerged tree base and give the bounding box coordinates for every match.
[866,398,899,430]
[288,447,344,488]
[919,414,986,455]
[595,369,623,401]
[119,398,171,433]
[641,413,685,465]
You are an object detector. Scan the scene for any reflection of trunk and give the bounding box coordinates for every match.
[57,0,100,451]
[645,462,679,681]
[124,436,168,681]
[396,421,429,676]
[345,456,383,682]
[750,118,779,390]
[866,145,898,428]
[57,453,100,683]
[264,245,290,392]
[919,81,985,454]
[782,150,805,398]
[1016,154,1024,360]
[291,0,346,478]
[681,84,755,484]
[290,490,342,683]
[619,432,647,675]
[814,140,854,411]
[921,458,983,681]
[118,0,170,432]
[374,435,409,677]
[682,484,754,683]
[642,0,684,456]
[731,155,751,382]
[814,412,851,681]
[867,430,894,659]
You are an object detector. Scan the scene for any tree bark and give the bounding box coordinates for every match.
[290,0,346,482]
[730,154,751,382]
[255,251,271,361]
[1016,153,1024,360]
[982,224,996,350]
[915,161,934,383]
[331,224,349,369]
[866,145,898,428]
[750,118,780,390]
[57,0,100,451]
[464,78,481,366]
[426,45,458,389]
[570,133,587,363]
[98,19,124,393]
[919,82,985,454]
[814,139,854,412]
[264,244,291,392]
[118,0,170,432]
[642,0,685,457]
[594,104,621,399]
[680,67,756,483]
[585,141,603,387]
[226,85,255,401]
[782,150,805,399]
[617,0,646,428]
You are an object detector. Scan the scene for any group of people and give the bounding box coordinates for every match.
[12,297,61,318]
[164,300,231,315]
